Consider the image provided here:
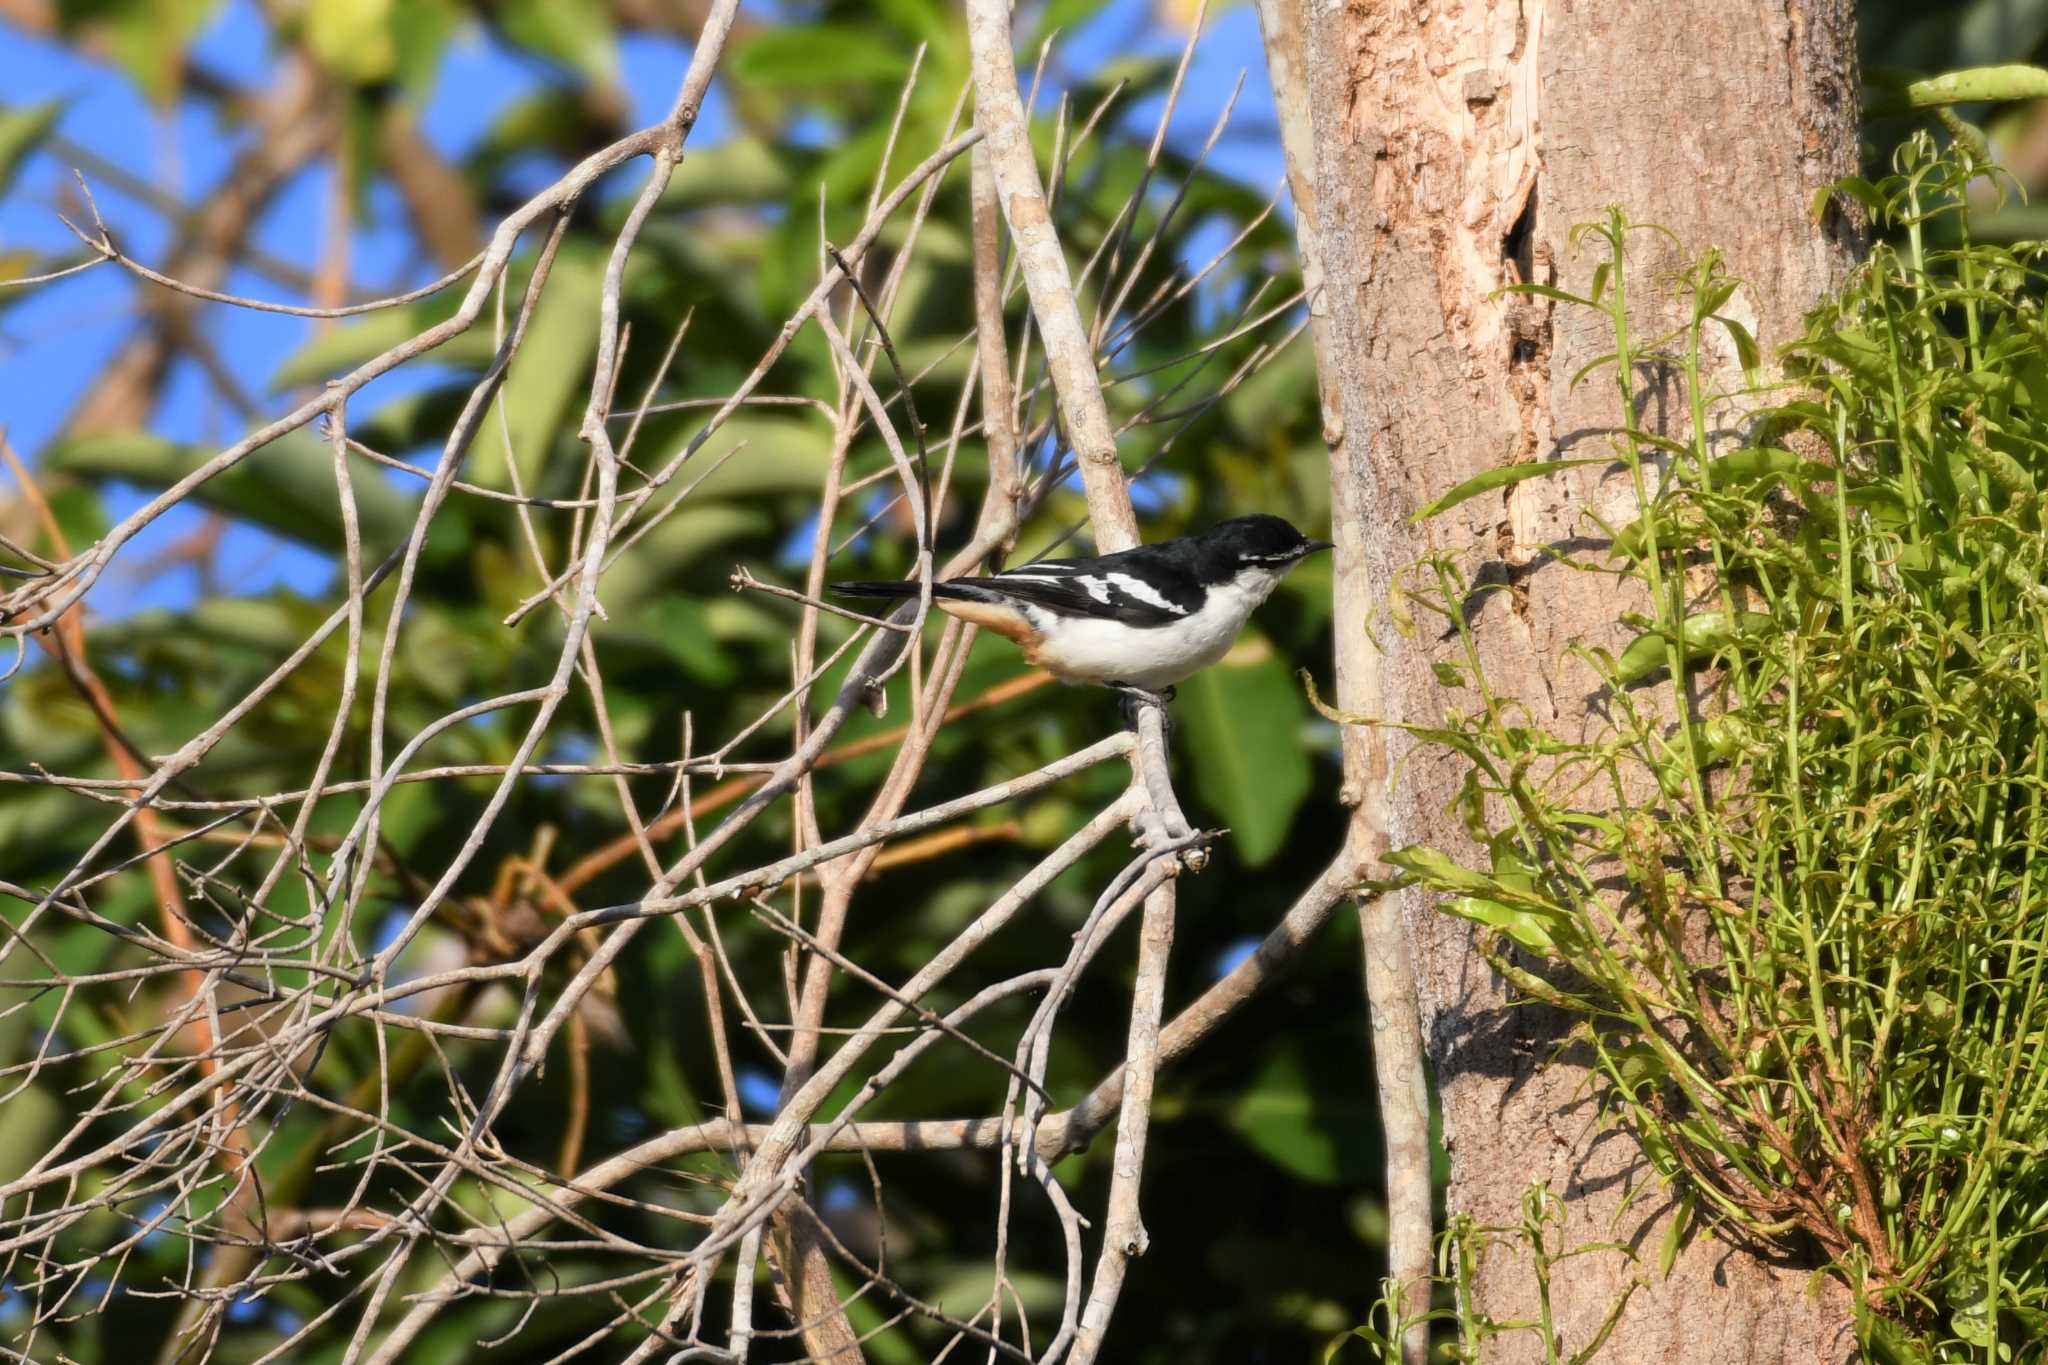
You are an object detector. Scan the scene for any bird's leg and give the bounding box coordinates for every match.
[1111,683,1176,734]
[1110,683,1193,851]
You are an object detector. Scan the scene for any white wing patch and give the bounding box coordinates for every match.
[998,568,1112,603]
[1104,572,1187,615]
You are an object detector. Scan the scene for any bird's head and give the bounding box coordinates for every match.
[1200,514,1334,577]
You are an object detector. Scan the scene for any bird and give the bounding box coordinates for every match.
[832,514,1332,710]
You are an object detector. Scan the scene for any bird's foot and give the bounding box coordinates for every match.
[1112,683,1176,736]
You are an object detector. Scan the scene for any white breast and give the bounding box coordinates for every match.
[1028,567,1284,690]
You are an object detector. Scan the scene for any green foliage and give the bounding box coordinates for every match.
[0,3,1357,1360]
[1383,139,2048,1358]
[1178,641,1312,867]
[0,100,62,202]
[1325,1184,1639,1365]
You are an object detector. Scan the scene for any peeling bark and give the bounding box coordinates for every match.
[1293,0,1864,1356]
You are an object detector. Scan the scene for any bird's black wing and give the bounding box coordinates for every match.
[948,554,1193,628]
[838,545,1202,628]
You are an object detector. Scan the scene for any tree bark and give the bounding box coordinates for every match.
[1289,0,1864,1357]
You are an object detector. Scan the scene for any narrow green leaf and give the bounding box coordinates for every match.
[479,241,606,488]
[1696,277,1739,319]
[1569,350,1623,390]
[1715,314,1761,379]
[1613,610,1776,683]
[1900,64,2048,110]
[1441,894,1562,955]
[1704,447,1834,487]
[1569,1278,1642,1365]
[1383,846,1496,896]
[1411,458,1609,523]
[1659,1189,1695,1278]
[1498,281,1592,308]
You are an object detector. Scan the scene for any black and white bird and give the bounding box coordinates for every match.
[832,514,1331,705]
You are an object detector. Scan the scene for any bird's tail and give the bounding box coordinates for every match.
[831,578,976,601]
[831,579,917,600]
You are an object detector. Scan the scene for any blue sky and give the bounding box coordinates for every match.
[0,0,1283,613]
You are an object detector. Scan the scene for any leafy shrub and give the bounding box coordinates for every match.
[1377,135,2048,1360]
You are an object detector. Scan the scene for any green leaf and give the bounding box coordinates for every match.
[270,295,492,389]
[43,431,416,553]
[1819,174,1887,222]
[388,0,457,95]
[1696,277,1739,319]
[598,505,770,614]
[0,1084,60,1187]
[1440,894,1566,955]
[1703,446,1834,488]
[1323,1325,1396,1363]
[477,240,606,488]
[1497,281,1592,308]
[1859,1314,1933,1365]
[66,0,219,104]
[730,25,910,86]
[1177,640,1311,867]
[1226,1041,1374,1183]
[1382,846,1496,896]
[1411,458,1610,522]
[921,1265,1065,1321]
[1715,314,1761,380]
[653,136,794,214]
[0,101,62,200]
[632,413,836,499]
[645,597,736,685]
[1659,1189,1695,1278]
[1613,610,1776,683]
[496,0,617,87]
[1898,65,2048,110]
[304,0,397,83]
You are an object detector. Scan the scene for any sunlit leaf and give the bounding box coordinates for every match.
[270,296,494,389]
[1411,458,1610,522]
[304,0,398,83]
[0,100,62,199]
[1177,637,1312,866]
[731,25,911,86]
[497,0,618,87]
[478,240,606,488]
[1612,610,1776,683]
[43,431,415,552]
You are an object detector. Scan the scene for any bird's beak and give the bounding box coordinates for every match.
[1304,539,1334,554]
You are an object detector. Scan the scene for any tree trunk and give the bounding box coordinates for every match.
[1287,0,1864,1357]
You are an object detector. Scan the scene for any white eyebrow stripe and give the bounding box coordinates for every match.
[1105,572,1187,615]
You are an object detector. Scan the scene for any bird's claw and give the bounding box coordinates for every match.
[1132,811,1211,869]
[1113,683,1176,736]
